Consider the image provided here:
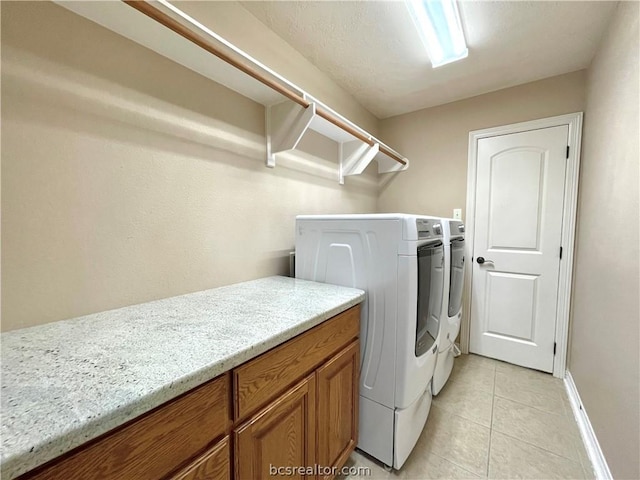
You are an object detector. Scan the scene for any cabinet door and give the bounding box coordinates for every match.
[169,436,230,480]
[316,341,359,479]
[235,374,316,480]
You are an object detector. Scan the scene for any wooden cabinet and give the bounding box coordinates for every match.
[18,305,360,480]
[233,306,360,480]
[22,374,231,480]
[233,306,359,422]
[234,341,359,480]
[316,341,359,480]
[170,437,231,480]
[235,375,316,480]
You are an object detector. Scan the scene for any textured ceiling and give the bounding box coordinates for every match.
[240,1,617,118]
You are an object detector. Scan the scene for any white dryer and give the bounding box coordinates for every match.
[432,219,466,395]
[295,214,444,469]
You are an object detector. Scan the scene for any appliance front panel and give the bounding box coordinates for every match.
[395,254,439,409]
[416,241,444,357]
[448,237,465,317]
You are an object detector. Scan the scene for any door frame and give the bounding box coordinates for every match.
[461,112,583,378]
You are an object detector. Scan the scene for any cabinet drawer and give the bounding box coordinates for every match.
[234,305,360,420]
[23,373,231,480]
[169,436,230,480]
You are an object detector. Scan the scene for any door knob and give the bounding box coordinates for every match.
[477,257,494,265]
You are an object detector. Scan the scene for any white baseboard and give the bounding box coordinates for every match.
[564,371,613,480]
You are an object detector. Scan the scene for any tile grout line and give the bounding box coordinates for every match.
[495,371,567,401]
[431,402,491,430]
[491,364,585,470]
[432,386,494,429]
[490,427,584,465]
[492,392,572,419]
[486,366,497,478]
[428,450,484,479]
[427,375,493,478]
[496,385,566,406]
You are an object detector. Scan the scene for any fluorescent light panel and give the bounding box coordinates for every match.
[406,0,468,68]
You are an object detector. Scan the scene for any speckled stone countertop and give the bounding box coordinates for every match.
[1,276,364,479]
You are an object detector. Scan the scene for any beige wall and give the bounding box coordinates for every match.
[0,2,378,331]
[377,71,586,218]
[178,1,378,135]
[569,3,640,479]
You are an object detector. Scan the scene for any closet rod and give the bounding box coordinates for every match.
[124,1,406,166]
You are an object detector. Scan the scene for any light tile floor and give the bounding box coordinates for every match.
[342,354,594,479]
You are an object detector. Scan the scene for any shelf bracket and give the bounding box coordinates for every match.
[339,140,379,185]
[377,152,409,174]
[266,100,316,168]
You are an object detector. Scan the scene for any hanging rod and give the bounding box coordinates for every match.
[123,0,407,167]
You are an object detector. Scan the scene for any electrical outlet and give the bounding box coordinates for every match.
[453,208,462,220]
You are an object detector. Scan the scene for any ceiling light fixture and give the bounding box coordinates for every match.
[405,0,468,68]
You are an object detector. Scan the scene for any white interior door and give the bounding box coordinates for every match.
[470,125,568,372]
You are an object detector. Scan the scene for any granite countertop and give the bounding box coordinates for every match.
[0,276,365,479]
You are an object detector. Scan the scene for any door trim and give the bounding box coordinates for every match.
[461,112,583,378]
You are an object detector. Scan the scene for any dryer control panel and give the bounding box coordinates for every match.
[415,218,442,240]
[447,219,465,239]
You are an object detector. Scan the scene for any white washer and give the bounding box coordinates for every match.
[432,219,466,395]
[295,214,444,469]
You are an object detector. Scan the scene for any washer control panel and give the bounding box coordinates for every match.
[416,218,443,239]
[448,219,465,237]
